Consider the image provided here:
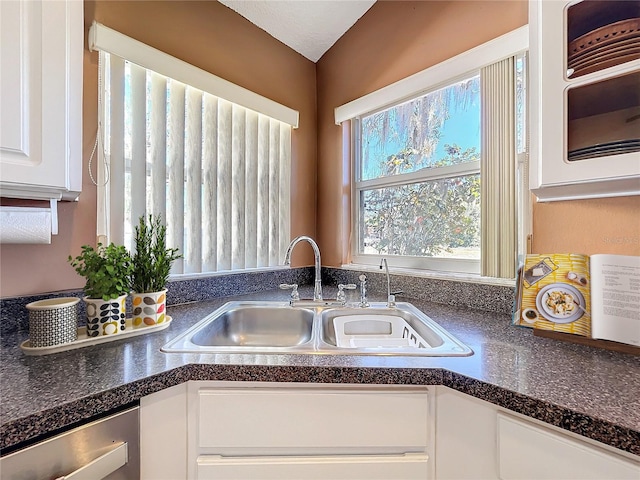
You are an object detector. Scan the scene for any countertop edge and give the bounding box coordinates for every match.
[1,363,638,456]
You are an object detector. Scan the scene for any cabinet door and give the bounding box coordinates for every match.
[497,413,640,479]
[196,453,429,480]
[434,387,499,479]
[0,0,82,200]
[140,383,188,480]
[197,387,429,454]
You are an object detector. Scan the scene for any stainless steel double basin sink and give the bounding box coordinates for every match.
[161,301,473,357]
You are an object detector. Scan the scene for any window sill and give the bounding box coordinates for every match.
[341,263,515,288]
[169,266,289,282]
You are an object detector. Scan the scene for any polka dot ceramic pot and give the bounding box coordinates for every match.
[131,289,167,328]
[84,294,127,337]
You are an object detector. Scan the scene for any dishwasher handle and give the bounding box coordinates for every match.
[56,442,128,480]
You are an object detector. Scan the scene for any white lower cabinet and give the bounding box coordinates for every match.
[191,382,431,479]
[497,413,640,480]
[434,386,500,479]
[140,381,432,479]
[434,387,640,480]
[140,383,188,480]
[139,383,639,480]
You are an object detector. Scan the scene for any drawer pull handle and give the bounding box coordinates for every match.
[57,442,128,480]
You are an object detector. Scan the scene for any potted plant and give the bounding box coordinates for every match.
[130,215,181,328]
[68,243,132,337]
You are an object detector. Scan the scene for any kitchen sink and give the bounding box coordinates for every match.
[161,301,473,357]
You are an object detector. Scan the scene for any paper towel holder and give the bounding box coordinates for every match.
[0,199,58,243]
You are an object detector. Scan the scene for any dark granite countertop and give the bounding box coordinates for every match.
[1,287,639,456]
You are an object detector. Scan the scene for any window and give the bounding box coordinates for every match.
[89,23,298,276]
[336,26,529,279]
[355,75,481,273]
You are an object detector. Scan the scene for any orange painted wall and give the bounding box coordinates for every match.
[0,0,317,297]
[2,1,638,298]
[532,197,640,256]
[316,0,530,266]
[316,0,640,265]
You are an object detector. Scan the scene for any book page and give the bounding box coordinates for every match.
[515,254,591,337]
[590,254,640,346]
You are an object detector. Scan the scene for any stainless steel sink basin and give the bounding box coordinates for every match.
[190,305,314,347]
[320,306,444,348]
[161,301,473,357]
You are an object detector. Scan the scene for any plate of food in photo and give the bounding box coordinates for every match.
[535,283,586,323]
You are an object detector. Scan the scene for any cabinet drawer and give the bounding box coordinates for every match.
[497,413,640,479]
[198,387,428,451]
[196,453,429,480]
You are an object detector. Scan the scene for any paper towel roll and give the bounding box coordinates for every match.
[0,207,52,244]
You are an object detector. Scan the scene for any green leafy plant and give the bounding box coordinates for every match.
[131,215,181,293]
[68,243,133,301]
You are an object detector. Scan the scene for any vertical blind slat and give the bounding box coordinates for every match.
[167,81,186,274]
[245,111,259,269]
[279,125,291,260]
[231,106,246,270]
[149,72,167,223]
[185,87,203,274]
[96,52,109,241]
[217,99,233,271]
[202,94,218,272]
[107,55,126,246]
[129,63,147,252]
[257,115,270,268]
[268,120,280,265]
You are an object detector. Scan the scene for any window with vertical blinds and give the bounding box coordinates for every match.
[337,26,529,280]
[94,33,294,275]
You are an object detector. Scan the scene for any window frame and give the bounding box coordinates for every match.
[336,26,530,279]
[351,76,482,273]
[90,22,298,277]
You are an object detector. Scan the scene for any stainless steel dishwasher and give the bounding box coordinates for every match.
[0,406,139,479]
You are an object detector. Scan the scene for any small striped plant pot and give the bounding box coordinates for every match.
[131,289,167,328]
[84,294,127,337]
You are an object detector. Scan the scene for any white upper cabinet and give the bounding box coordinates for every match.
[0,0,83,201]
[529,0,640,201]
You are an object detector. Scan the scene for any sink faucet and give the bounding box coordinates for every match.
[380,258,402,308]
[284,236,322,301]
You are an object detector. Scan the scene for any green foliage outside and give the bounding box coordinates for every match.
[68,243,133,301]
[131,215,182,293]
[363,145,480,257]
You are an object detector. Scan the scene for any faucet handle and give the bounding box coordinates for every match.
[279,283,300,301]
[336,283,356,304]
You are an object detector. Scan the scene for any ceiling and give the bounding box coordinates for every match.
[218,0,377,62]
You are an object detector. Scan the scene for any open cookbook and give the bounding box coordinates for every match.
[513,253,640,347]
